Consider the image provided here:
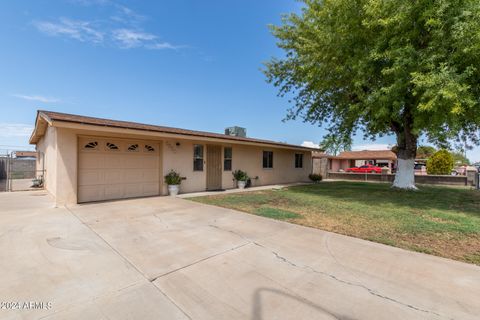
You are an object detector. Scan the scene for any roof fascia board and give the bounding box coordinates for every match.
[52,120,314,152]
[29,113,50,144]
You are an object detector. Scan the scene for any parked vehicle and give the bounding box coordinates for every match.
[346,164,382,174]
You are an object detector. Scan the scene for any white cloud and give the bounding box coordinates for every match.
[0,124,33,137]
[146,42,180,50]
[112,29,179,50]
[352,143,392,151]
[12,94,60,103]
[33,2,181,51]
[33,18,104,43]
[111,4,146,25]
[112,29,155,48]
[301,141,320,149]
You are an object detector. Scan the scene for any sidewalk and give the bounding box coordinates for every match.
[177,182,312,198]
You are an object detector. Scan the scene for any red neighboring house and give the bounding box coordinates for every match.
[313,150,397,173]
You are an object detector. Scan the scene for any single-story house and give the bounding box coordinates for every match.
[29,110,315,205]
[313,150,397,172]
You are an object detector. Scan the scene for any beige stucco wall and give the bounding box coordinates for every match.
[221,144,311,189]
[55,128,78,205]
[35,126,57,196]
[162,140,312,194]
[35,124,313,204]
[162,139,206,194]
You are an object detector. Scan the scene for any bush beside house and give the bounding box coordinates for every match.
[427,150,454,175]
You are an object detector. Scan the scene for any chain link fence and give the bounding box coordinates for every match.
[0,150,44,192]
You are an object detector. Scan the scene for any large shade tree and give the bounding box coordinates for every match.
[320,134,352,156]
[265,0,480,189]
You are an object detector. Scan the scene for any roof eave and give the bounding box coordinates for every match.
[51,120,320,152]
[29,111,51,144]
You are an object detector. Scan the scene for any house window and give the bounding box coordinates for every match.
[193,144,204,171]
[224,147,232,171]
[263,151,273,169]
[127,144,139,152]
[295,153,303,168]
[84,141,98,149]
[106,142,119,150]
[144,145,155,152]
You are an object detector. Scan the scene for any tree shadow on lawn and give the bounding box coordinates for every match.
[286,181,480,219]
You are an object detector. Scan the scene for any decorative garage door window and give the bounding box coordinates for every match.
[106,142,120,151]
[83,141,99,150]
[127,144,139,152]
[144,144,155,152]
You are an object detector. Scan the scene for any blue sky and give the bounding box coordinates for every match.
[0,0,479,162]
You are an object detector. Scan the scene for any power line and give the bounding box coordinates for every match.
[0,144,35,149]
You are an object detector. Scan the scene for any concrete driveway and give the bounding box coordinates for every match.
[1,191,479,320]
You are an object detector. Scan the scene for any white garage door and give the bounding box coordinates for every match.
[78,137,160,203]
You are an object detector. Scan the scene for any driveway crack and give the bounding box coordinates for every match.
[208,224,251,241]
[255,243,452,320]
[149,241,250,282]
[64,205,193,320]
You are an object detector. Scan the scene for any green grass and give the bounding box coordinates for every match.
[191,181,480,265]
[254,207,302,220]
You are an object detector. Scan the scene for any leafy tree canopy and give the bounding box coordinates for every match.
[451,151,470,165]
[416,145,437,159]
[265,0,480,158]
[320,134,352,155]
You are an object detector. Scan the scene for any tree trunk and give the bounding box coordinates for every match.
[392,125,418,189]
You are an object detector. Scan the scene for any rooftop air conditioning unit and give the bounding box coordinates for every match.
[225,126,247,138]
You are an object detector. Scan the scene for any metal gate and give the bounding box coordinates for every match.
[0,151,44,192]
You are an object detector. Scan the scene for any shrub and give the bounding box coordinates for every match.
[164,170,182,185]
[426,150,454,175]
[232,169,248,181]
[309,173,323,182]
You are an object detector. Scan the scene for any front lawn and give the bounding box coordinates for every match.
[191,181,480,265]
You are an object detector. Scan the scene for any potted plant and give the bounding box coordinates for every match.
[232,170,248,189]
[164,170,182,196]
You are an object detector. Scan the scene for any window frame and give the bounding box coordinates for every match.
[82,141,99,151]
[262,151,273,169]
[295,153,304,168]
[224,147,232,171]
[144,144,156,153]
[126,143,140,152]
[193,144,204,171]
[106,142,120,151]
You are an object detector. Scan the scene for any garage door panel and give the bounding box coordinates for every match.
[78,170,104,186]
[105,154,125,168]
[104,169,125,184]
[143,169,159,182]
[79,153,105,169]
[124,156,144,168]
[124,169,146,183]
[78,138,161,203]
[124,184,144,198]
[143,156,158,168]
[104,184,124,200]
[78,186,105,202]
[143,183,159,196]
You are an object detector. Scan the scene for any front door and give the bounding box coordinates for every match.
[206,145,222,190]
